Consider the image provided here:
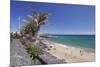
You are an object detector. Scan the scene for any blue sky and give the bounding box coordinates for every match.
[11,1,95,35]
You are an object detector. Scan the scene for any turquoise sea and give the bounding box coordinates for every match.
[48,35,95,50]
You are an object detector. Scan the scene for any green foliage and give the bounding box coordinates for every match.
[26,43,38,59]
[20,11,49,37]
[38,13,49,25]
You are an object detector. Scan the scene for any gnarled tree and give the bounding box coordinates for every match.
[21,10,49,44]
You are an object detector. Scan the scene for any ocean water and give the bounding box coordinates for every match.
[48,35,95,50]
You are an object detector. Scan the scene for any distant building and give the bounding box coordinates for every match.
[40,33,52,38]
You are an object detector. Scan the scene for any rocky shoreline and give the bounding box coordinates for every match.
[10,39,65,67]
[10,39,42,67]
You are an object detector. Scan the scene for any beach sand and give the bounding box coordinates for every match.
[42,40,95,63]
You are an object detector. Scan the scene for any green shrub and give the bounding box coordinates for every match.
[26,43,38,59]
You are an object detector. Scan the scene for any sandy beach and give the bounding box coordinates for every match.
[41,40,95,63]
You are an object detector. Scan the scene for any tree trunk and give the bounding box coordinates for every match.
[34,26,40,45]
[33,31,38,45]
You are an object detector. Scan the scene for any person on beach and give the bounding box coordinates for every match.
[80,50,83,56]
